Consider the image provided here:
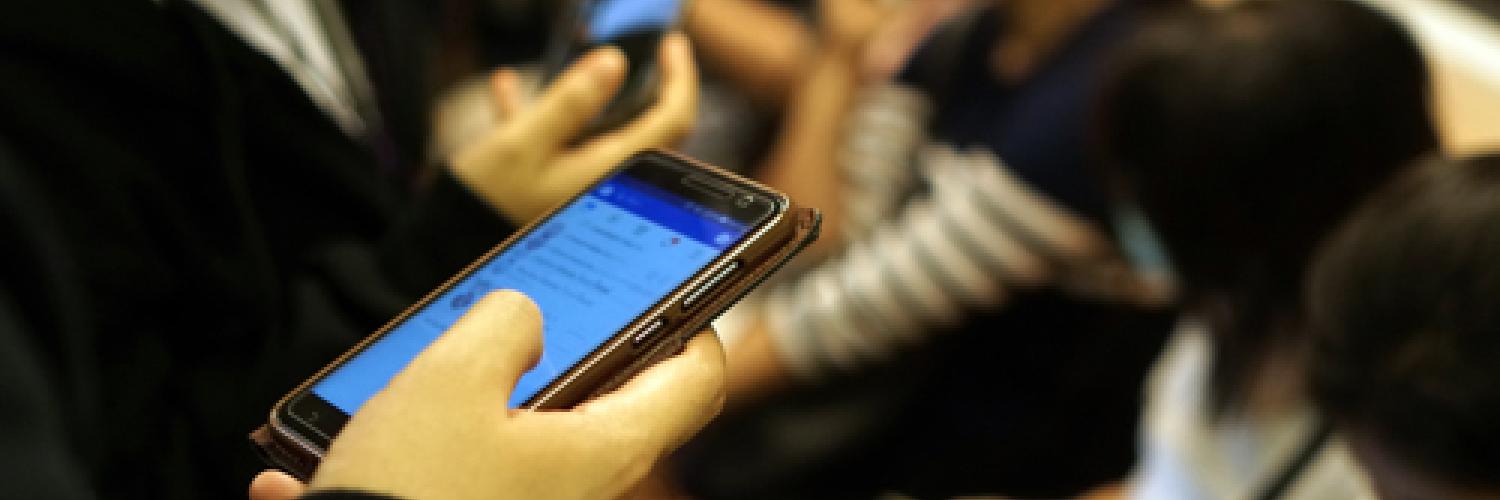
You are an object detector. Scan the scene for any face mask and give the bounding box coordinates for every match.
[1112,201,1177,282]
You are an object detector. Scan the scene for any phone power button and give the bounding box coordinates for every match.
[631,318,667,346]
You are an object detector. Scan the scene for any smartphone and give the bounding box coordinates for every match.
[251,150,819,479]
[541,0,684,135]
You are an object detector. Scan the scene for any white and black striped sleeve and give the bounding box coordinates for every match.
[765,147,1143,380]
[838,84,932,241]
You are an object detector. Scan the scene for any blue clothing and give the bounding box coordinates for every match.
[901,3,1131,224]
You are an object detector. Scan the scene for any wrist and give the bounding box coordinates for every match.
[447,148,525,223]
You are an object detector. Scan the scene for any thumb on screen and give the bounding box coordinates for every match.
[383,290,544,407]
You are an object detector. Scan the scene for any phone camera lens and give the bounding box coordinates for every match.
[735,194,754,208]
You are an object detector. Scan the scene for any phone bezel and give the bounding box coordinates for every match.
[268,151,790,452]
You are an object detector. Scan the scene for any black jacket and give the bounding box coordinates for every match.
[0,1,514,498]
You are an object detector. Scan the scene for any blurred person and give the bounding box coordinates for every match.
[754,0,1135,254]
[676,0,1177,497]
[1093,0,1440,498]
[0,0,697,498]
[1308,153,1500,500]
[740,0,1167,397]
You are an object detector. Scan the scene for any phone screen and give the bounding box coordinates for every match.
[581,0,682,45]
[308,165,767,415]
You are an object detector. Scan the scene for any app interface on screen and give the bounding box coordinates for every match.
[585,0,681,42]
[312,174,750,412]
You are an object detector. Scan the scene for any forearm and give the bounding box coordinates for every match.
[685,0,814,107]
[758,47,864,257]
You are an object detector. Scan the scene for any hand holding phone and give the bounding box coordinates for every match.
[453,32,698,224]
[541,0,687,137]
[252,291,726,500]
[254,151,819,479]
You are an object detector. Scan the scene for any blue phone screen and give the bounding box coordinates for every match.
[585,0,682,42]
[311,173,750,413]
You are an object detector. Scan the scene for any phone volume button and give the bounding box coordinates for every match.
[630,318,666,346]
[682,260,741,310]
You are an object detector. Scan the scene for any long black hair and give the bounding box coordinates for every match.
[1310,154,1500,490]
[1095,0,1437,411]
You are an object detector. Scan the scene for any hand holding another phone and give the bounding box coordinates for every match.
[251,290,725,500]
[450,33,699,225]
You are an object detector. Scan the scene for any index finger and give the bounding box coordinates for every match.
[575,329,726,452]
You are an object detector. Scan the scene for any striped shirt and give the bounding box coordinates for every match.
[765,83,1171,380]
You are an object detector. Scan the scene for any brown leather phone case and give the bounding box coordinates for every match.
[249,425,320,481]
[250,171,820,480]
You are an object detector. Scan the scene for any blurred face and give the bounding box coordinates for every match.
[1349,433,1500,500]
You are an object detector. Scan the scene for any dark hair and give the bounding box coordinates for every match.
[1309,154,1500,489]
[1094,0,1437,410]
